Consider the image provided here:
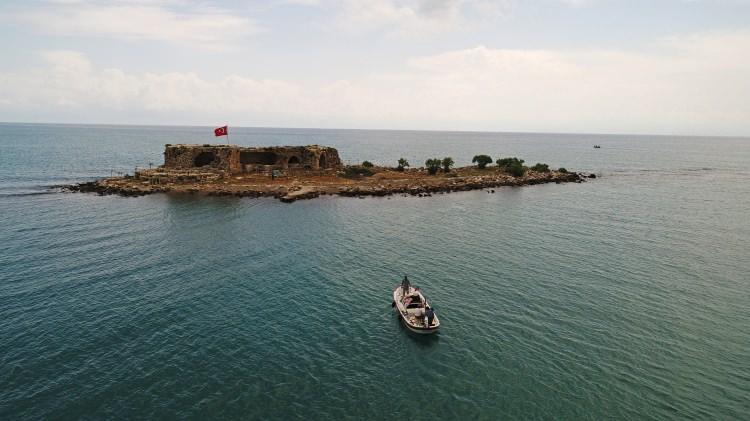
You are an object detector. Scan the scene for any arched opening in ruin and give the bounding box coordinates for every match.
[194,151,216,167]
[318,154,327,168]
[240,151,277,165]
[287,156,301,167]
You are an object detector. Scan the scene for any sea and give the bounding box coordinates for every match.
[1,123,748,420]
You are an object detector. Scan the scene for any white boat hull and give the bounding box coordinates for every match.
[400,317,439,334]
[393,285,440,334]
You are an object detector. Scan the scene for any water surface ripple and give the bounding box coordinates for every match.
[1,124,749,419]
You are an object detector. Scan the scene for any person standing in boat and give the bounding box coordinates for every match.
[425,305,435,327]
[401,275,410,296]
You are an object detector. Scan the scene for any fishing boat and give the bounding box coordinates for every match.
[392,276,440,334]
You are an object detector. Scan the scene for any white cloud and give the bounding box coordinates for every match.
[3,1,260,50]
[333,0,596,34]
[0,0,597,45]
[0,50,304,112]
[557,0,595,7]
[277,0,322,5]
[336,0,511,34]
[1,30,749,135]
[399,34,750,134]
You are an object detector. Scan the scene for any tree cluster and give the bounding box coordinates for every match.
[390,155,557,177]
[530,163,550,173]
[425,158,442,175]
[475,155,555,177]
[495,157,526,176]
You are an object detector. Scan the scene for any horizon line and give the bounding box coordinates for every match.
[1,120,748,140]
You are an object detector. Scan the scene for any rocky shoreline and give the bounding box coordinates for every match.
[65,166,594,203]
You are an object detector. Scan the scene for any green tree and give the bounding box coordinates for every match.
[507,162,526,177]
[558,167,568,173]
[425,158,442,175]
[530,163,549,172]
[472,155,493,169]
[441,157,454,173]
[496,157,525,169]
[362,160,374,168]
[397,158,410,171]
[495,157,527,176]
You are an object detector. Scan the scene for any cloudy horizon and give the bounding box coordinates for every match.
[1,0,749,136]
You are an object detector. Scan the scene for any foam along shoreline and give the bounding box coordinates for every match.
[65,166,594,202]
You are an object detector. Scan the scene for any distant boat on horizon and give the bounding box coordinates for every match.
[594,145,602,148]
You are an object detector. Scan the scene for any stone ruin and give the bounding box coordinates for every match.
[163,144,342,174]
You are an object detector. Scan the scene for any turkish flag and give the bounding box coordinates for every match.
[214,125,228,137]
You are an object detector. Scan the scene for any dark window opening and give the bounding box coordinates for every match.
[319,154,327,168]
[240,151,277,165]
[288,156,301,166]
[194,151,216,167]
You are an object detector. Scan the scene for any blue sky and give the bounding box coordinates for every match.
[1,0,749,135]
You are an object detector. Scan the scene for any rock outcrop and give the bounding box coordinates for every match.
[65,167,592,203]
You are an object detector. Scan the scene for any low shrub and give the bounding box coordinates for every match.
[507,162,526,177]
[496,157,524,168]
[343,166,374,178]
[496,157,528,177]
[496,157,528,176]
[558,167,568,173]
[362,161,374,168]
[530,163,550,172]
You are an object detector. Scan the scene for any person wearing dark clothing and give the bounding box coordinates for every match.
[401,275,410,295]
[425,306,435,327]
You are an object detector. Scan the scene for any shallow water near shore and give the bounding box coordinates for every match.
[1,123,749,419]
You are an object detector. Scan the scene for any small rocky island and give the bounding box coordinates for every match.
[67,144,594,202]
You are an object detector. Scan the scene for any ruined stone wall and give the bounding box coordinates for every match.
[163,144,342,173]
[164,145,237,171]
[318,148,342,169]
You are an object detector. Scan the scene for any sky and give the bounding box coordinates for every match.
[0,0,749,136]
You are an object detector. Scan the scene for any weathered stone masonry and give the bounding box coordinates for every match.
[164,144,342,173]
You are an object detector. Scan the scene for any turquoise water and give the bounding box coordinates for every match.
[1,123,749,419]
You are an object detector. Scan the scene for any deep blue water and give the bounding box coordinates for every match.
[1,123,749,420]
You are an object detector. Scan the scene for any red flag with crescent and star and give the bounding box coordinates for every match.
[214,125,228,137]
